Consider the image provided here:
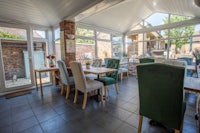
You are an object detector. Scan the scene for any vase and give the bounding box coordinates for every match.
[86,65,90,69]
[49,60,55,68]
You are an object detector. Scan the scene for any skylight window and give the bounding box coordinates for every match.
[145,13,168,27]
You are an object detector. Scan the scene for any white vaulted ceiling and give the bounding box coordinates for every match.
[0,0,199,33]
[0,0,103,26]
[78,0,200,33]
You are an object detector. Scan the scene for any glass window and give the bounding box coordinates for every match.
[97,31,110,40]
[76,27,94,37]
[76,39,95,64]
[33,30,46,38]
[170,14,193,23]
[112,35,122,58]
[0,27,27,39]
[97,41,111,59]
[54,28,60,40]
[145,13,168,27]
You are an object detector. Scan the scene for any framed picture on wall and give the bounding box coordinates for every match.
[66,39,75,53]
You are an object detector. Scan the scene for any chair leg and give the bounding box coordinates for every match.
[104,86,108,98]
[126,71,129,77]
[120,73,123,80]
[65,85,70,99]
[179,120,184,133]
[100,88,103,101]
[115,83,118,94]
[138,115,143,133]
[61,83,64,95]
[74,89,78,103]
[82,92,87,110]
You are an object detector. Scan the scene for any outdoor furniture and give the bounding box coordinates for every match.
[163,59,187,77]
[139,58,155,64]
[57,60,74,99]
[96,58,120,97]
[178,57,193,77]
[137,63,186,133]
[70,61,104,109]
[119,57,129,80]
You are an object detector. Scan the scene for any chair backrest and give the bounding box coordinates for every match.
[139,58,155,64]
[57,60,70,85]
[104,58,112,67]
[92,58,102,67]
[70,61,87,92]
[106,58,120,80]
[137,63,185,129]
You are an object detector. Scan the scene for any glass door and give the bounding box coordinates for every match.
[0,27,33,91]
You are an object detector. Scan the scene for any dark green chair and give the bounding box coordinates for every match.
[139,58,155,64]
[96,58,120,97]
[137,63,186,133]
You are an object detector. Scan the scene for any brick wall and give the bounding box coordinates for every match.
[76,44,95,58]
[2,43,26,80]
[60,20,75,67]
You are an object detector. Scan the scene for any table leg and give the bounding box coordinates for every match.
[35,71,38,91]
[52,71,56,86]
[39,72,43,96]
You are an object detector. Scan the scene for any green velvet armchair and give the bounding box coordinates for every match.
[139,58,155,64]
[96,58,120,97]
[137,63,186,133]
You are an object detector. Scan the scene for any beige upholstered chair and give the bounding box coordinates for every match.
[70,61,104,109]
[57,60,74,99]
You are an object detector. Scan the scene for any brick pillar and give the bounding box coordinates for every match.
[59,20,76,67]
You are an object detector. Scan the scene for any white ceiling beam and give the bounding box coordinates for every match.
[126,18,200,35]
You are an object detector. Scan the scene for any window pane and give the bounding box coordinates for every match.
[0,27,26,39]
[170,15,193,23]
[145,13,168,26]
[76,39,95,64]
[97,41,111,59]
[97,32,110,40]
[76,27,94,37]
[33,30,46,38]
[55,28,60,40]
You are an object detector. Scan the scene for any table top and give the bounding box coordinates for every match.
[83,66,117,74]
[184,77,200,93]
[34,67,59,72]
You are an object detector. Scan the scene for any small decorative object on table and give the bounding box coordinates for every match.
[46,54,56,67]
[86,60,91,69]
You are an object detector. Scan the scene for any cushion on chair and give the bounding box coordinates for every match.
[97,76,116,85]
[86,80,104,92]
[97,58,120,85]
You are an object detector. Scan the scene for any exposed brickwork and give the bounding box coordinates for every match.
[2,43,26,80]
[59,20,75,67]
[76,44,95,58]
[2,41,46,80]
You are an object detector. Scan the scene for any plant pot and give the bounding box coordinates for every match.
[86,65,90,69]
[49,60,55,68]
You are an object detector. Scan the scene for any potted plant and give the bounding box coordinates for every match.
[46,54,56,67]
[86,60,91,69]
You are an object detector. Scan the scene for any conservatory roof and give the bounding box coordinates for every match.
[0,0,200,33]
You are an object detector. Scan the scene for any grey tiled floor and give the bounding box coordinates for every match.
[0,76,198,133]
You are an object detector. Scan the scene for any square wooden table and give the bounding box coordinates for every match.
[34,67,59,96]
